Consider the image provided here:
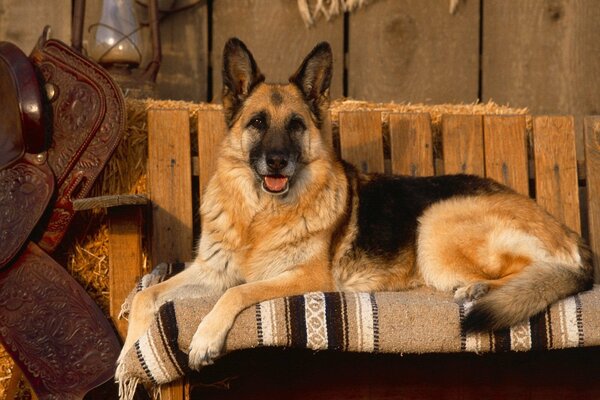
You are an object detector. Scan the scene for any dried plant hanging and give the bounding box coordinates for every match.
[297,0,370,26]
[298,0,464,26]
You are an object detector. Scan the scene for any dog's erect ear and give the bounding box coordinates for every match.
[289,42,332,126]
[222,38,265,126]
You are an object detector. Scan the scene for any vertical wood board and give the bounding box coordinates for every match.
[108,206,144,339]
[211,0,344,100]
[197,110,227,202]
[441,115,484,176]
[482,1,600,163]
[0,0,71,52]
[147,109,194,264]
[584,117,600,281]
[338,111,384,173]
[533,116,580,233]
[389,113,434,176]
[483,115,530,196]
[348,0,480,103]
[155,1,209,101]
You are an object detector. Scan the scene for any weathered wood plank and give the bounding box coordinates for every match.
[0,0,71,52]
[155,1,209,101]
[197,110,226,201]
[211,0,344,100]
[338,111,384,173]
[483,115,529,196]
[584,117,600,282]
[533,116,580,233]
[107,206,144,339]
[148,109,192,400]
[147,109,194,262]
[482,1,600,162]
[441,115,484,176]
[389,113,434,177]
[347,0,480,103]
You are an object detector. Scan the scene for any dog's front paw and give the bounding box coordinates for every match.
[188,317,227,370]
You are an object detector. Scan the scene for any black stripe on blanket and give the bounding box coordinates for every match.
[158,301,189,375]
[370,293,380,353]
[529,310,549,350]
[493,327,511,352]
[575,294,585,347]
[325,293,345,351]
[289,295,307,348]
[255,304,264,346]
[135,340,157,386]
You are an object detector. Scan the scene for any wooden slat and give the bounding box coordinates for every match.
[108,206,144,339]
[148,109,192,400]
[211,0,344,100]
[441,115,484,176]
[483,115,529,196]
[338,111,384,173]
[197,110,227,200]
[347,0,480,103]
[533,116,580,233]
[584,117,600,281]
[389,113,434,176]
[147,109,194,263]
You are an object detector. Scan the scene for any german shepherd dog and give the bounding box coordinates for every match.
[119,38,593,369]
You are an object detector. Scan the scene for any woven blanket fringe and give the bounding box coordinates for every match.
[118,376,140,400]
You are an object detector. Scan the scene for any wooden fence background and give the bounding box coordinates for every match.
[2,0,600,154]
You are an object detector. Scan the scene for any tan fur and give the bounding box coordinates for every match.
[117,40,592,374]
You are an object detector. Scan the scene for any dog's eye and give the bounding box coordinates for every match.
[287,117,306,133]
[248,116,266,131]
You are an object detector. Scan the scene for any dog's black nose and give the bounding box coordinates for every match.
[266,152,288,171]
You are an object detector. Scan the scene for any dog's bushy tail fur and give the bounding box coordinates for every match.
[463,246,594,332]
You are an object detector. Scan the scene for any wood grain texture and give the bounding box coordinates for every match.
[147,109,194,264]
[483,115,529,196]
[197,110,226,201]
[584,117,600,282]
[389,113,434,176]
[155,1,208,101]
[108,206,144,339]
[0,0,71,51]
[338,111,384,173]
[347,0,480,103]
[533,116,580,233]
[211,0,344,101]
[482,1,600,161]
[441,115,484,176]
[148,109,192,400]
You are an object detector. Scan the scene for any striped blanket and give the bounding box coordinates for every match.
[116,264,600,399]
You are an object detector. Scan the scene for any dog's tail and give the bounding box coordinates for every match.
[462,243,594,332]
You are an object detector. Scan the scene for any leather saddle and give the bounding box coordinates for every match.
[0,32,122,399]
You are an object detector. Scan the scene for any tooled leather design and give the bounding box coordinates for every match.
[33,40,125,252]
[0,160,53,267]
[0,243,120,398]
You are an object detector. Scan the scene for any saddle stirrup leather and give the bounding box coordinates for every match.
[0,29,123,400]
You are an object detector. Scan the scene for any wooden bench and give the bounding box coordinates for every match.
[105,109,600,399]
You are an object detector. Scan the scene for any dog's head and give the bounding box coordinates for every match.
[221,38,332,196]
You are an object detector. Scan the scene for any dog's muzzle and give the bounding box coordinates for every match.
[257,151,294,195]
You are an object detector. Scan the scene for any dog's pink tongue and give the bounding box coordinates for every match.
[264,176,288,192]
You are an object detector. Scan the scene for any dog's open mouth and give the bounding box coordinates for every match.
[262,175,289,195]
